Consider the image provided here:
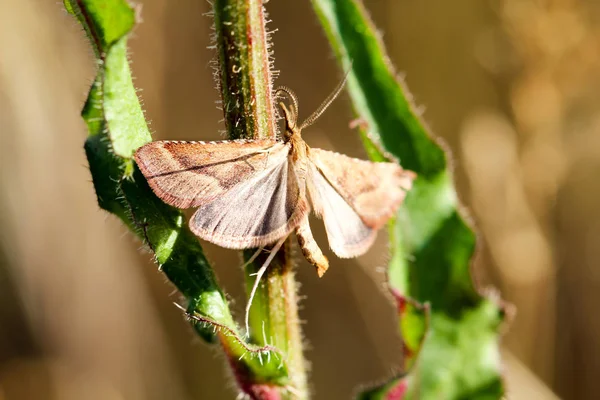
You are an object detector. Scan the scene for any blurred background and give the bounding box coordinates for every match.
[0,0,597,398]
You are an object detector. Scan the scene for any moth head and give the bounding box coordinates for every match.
[274,69,350,141]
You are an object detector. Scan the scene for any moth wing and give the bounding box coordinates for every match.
[309,148,415,229]
[134,139,283,209]
[307,162,376,258]
[190,150,308,249]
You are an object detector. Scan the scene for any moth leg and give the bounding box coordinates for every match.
[238,147,272,170]
[240,246,265,269]
[255,148,272,169]
[245,235,288,336]
[295,216,329,277]
[255,143,283,169]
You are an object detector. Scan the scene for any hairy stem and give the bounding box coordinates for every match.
[244,245,307,399]
[213,0,308,398]
[213,0,276,140]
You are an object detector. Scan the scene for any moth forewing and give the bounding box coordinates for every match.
[134,139,284,209]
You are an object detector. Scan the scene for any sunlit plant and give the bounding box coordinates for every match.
[65,0,507,398]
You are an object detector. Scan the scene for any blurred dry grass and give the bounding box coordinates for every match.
[0,0,597,399]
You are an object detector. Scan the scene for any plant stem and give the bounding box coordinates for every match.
[213,1,308,398]
[244,245,308,399]
[213,0,276,140]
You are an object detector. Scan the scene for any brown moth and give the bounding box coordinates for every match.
[135,78,415,273]
[134,77,414,329]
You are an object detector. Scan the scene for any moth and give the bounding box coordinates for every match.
[134,77,415,329]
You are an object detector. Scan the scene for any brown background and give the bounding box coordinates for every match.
[1,0,598,399]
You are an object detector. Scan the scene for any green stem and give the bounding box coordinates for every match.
[244,244,308,399]
[213,0,276,140]
[213,0,308,398]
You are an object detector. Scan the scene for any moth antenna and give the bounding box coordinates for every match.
[299,66,352,130]
[275,86,299,128]
[241,247,265,270]
[245,236,287,336]
[275,86,299,116]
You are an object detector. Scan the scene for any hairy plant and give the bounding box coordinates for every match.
[65,0,507,399]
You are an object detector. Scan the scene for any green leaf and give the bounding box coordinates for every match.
[64,0,135,53]
[67,0,289,387]
[310,0,506,398]
[356,292,430,400]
